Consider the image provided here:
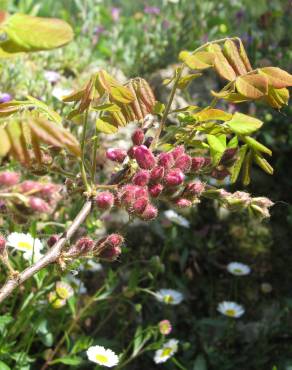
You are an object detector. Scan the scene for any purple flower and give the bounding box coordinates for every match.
[235,10,245,21]
[94,26,105,36]
[144,6,160,15]
[111,7,121,22]
[0,93,12,104]
[44,70,61,84]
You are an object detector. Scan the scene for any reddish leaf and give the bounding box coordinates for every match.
[235,74,268,99]
[259,67,292,89]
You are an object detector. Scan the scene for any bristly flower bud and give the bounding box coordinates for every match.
[96,233,124,261]
[134,145,156,169]
[29,197,51,213]
[191,157,206,171]
[119,184,140,207]
[158,152,174,169]
[148,183,163,198]
[164,168,185,187]
[132,129,145,146]
[0,234,6,254]
[75,237,94,255]
[106,148,127,163]
[132,170,150,186]
[175,154,192,173]
[170,145,185,160]
[47,234,59,247]
[19,180,41,193]
[95,191,114,210]
[150,166,164,183]
[127,146,137,159]
[132,198,148,214]
[184,181,205,197]
[0,171,20,187]
[220,148,237,164]
[174,198,192,208]
[141,204,158,221]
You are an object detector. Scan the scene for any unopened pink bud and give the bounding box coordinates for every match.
[106,233,124,247]
[97,233,124,261]
[39,183,59,196]
[149,183,163,198]
[119,185,139,207]
[0,234,6,254]
[132,170,150,186]
[127,146,137,159]
[141,204,158,221]
[174,198,192,208]
[132,197,148,214]
[134,145,156,170]
[164,168,185,187]
[134,186,148,198]
[158,152,174,169]
[29,197,51,213]
[95,191,114,210]
[19,180,41,193]
[211,168,230,180]
[175,154,192,173]
[184,181,205,196]
[75,237,94,254]
[221,148,237,163]
[191,157,206,171]
[106,148,127,163]
[47,234,59,247]
[0,171,20,186]
[170,145,185,160]
[150,166,165,182]
[132,129,145,146]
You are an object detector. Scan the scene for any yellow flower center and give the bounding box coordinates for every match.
[233,268,243,274]
[56,286,70,299]
[17,241,33,251]
[95,354,108,364]
[225,309,236,317]
[163,295,174,304]
[161,348,172,357]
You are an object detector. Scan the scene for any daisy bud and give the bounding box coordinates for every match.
[132,129,145,145]
[75,237,94,255]
[132,170,150,186]
[127,146,137,159]
[170,145,185,160]
[158,152,174,169]
[149,183,163,198]
[158,320,172,335]
[175,154,192,173]
[141,204,158,221]
[132,197,148,214]
[47,234,59,247]
[150,166,165,183]
[164,168,185,187]
[29,197,51,213]
[184,181,205,197]
[0,171,20,186]
[95,191,114,210]
[144,136,153,148]
[134,145,156,169]
[174,198,192,208]
[0,235,6,254]
[191,157,206,171]
[106,148,127,163]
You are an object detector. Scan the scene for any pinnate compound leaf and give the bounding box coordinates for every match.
[259,67,292,89]
[0,13,73,54]
[264,86,289,109]
[179,50,215,70]
[208,44,237,81]
[195,109,232,122]
[235,74,268,99]
[177,73,202,89]
[226,112,263,135]
[238,39,252,71]
[223,39,247,75]
[96,117,118,134]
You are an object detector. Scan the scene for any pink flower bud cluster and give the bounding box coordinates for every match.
[0,234,6,255]
[104,130,208,220]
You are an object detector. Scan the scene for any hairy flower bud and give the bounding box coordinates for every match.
[220,148,237,164]
[150,166,165,183]
[132,198,148,214]
[127,146,137,159]
[174,198,192,208]
[158,152,174,169]
[29,197,51,213]
[96,233,124,261]
[75,237,94,255]
[0,171,20,186]
[47,234,59,247]
[134,145,156,169]
[132,170,150,186]
[164,168,185,187]
[106,148,127,163]
[170,145,185,160]
[184,181,205,197]
[0,234,6,254]
[191,157,206,171]
[175,154,192,173]
[19,180,41,193]
[119,185,140,207]
[95,191,114,210]
[149,183,163,198]
[132,129,145,146]
[141,204,158,221]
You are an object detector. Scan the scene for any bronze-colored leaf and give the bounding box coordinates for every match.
[264,86,289,109]
[223,40,247,76]
[259,67,292,89]
[208,44,237,81]
[0,126,11,156]
[179,50,215,70]
[238,39,252,72]
[235,74,268,99]
[194,108,232,122]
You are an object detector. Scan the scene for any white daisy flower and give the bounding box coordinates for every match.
[156,289,184,305]
[44,70,61,84]
[164,210,190,228]
[52,86,72,101]
[217,301,245,318]
[87,345,119,367]
[227,262,251,276]
[56,281,74,300]
[7,232,44,261]
[154,339,179,364]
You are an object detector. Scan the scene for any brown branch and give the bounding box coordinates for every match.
[0,200,93,305]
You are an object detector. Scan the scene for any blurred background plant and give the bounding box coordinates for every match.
[0,0,291,369]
